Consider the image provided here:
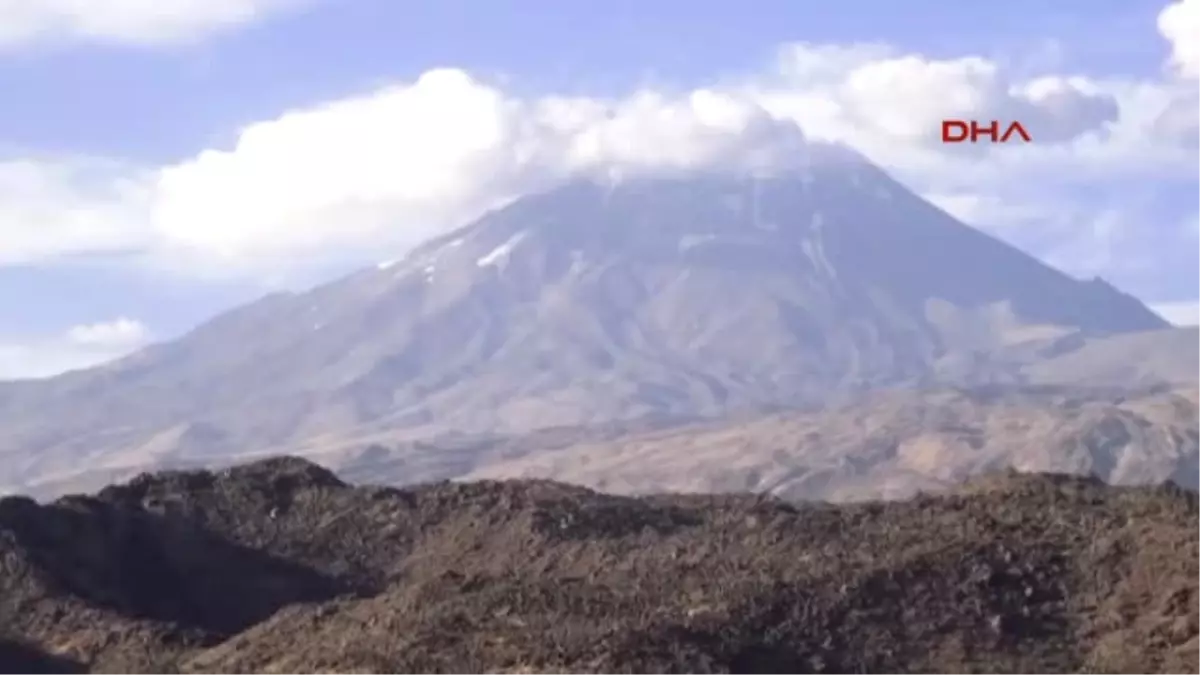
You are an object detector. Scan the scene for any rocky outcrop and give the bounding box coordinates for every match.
[1,457,1196,673]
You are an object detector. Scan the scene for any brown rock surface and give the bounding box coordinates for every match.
[1,457,1196,673]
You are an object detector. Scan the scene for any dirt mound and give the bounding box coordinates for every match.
[1,457,1196,673]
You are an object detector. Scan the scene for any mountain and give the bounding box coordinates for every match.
[1023,327,1199,387]
[465,385,1200,502]
[1,457,1196,673]
[0,146,1192,495]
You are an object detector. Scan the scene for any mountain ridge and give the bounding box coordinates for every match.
[464,383,1200,502]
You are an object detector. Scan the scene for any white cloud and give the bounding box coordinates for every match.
[1156,1,1200,146]
[151,69,527,265]
[1150,301,1200,326]
[1159,0,1200,78]
[65,317,150,349]
[0,158,155,265]
[0,0,308,48]
[750,44,1121,149]
[923,192,1050,231]
[1153,89,1200,148]
[136,71,809,272]
[0,318,151,380]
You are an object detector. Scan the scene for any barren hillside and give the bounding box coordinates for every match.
[1,457,1195,673]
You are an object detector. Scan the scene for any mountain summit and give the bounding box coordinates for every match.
[0,149,1187,495]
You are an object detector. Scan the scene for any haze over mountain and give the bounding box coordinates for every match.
[0,143,1193,496]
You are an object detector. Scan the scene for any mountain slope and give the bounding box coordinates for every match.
[465,385,1200,502]
[1,457,1196,673]
[0,148,1187,493]
[1024,326,1199,387]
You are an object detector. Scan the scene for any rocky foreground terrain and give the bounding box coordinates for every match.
[1,456,1196,673]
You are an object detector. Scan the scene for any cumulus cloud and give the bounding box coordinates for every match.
[0,158,155,265]
[1153,0,1200,163]
[1158,0,1200,78]
[755,45,1119,147]
[151,70,529,265]
[923,192,1050,231]
[0,0,308,48]
[65,317,150,349]
[1153,90,1200,147]
[543,88,808,175]
[141,71,809,271]
[0,318,151,380]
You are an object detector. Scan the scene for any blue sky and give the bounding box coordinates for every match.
[0,0,1197,378]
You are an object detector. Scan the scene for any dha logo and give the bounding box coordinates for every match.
[941,120,1032,144]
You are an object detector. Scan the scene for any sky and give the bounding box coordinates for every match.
[0,0,1197,379]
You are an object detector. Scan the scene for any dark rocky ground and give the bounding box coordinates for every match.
[0,456,1196,673]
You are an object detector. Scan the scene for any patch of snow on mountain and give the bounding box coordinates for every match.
[679,234,718,251]
[568,250,587,276]
[477,230,529,269]
[800,216,838,281]
[720,194,744,214]
[377,259,398,270]
[800,239,820,268]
